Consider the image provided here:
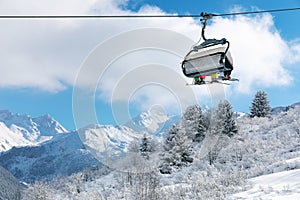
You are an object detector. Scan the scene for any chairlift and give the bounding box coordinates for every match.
[181,12,233,78]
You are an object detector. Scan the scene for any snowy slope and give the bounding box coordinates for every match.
[227,106,300,199]
[78,124,146,172]
[0,122,33,152]
[233,168,300,199]
[0,110,68,152]
[79,124,140,156]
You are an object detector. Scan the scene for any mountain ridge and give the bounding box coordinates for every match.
[0,107,178,183]
[0,131,100,183]
[271,102,300,115]
[1,101,299,183]
[0,110,68,152]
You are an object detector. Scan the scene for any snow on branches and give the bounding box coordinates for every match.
[250,90,271,118]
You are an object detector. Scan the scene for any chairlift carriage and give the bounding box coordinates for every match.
[181,13,235,82]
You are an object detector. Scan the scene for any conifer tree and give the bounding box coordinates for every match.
[206,100,237,164]
[249,90,271,118]
[217,100,238,137]
[181,105,206,142]
[139,134,154,160]
[206,109,223,165]
[160,124,193,173]
[164,124,178,150]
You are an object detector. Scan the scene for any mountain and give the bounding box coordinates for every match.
[0,122,32,152]
[233,111,247,119]
[0,166,23,200]
[271,102,300,115]
[0,131,100,183]
[0,121,169,183]
[79,124,141,156]
[2,102,300,198]
[126,105,180,135]
[0,110,68,152]
[0,107,179,183]
[0,122,145,183]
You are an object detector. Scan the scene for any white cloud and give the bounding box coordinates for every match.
[206,13,300,93]
[287,39,300,64]
[0,0,199,92]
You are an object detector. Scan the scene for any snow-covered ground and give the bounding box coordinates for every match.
[233,168,300,199]
[2,104,300,199]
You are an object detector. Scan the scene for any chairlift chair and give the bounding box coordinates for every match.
[181,13,233,78]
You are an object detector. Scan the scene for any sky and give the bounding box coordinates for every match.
[0,0,300,130]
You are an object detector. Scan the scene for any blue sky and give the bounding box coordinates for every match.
[0,0,300,130]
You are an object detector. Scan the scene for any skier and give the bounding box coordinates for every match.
[194,75,206,84]
[223,52,233,79]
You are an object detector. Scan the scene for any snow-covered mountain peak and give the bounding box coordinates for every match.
[0,110,12,119]
[127,105,178,134]
[0,110,68,152]
[139,105,168,128]
[33,114,68,135]
[0,110,67,136]
[0,110,33,129]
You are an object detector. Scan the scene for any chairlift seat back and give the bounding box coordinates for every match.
[182,45,229,78]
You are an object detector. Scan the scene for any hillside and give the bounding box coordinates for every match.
[233,166,300,199]
[76,105,300,199]
[1,104,300,198]
[17,105,300,199]
[0,165,23,200]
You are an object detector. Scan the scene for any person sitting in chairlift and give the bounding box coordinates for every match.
[223,51,233,79]
[194,75,206,84]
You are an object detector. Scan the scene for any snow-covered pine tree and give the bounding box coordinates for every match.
[160,124,193,173]
[182,105,201,134]
[181,105,206,142]
[139,134,155,160]
[217,100,238,137]
[250,90,271,118]
[168,127,193,167]
[160,124,179,174]
[196,110,207,142]
[206,101,238,165]
[202,108,212,130]
[164,124,178,150]
[206,108,224,165]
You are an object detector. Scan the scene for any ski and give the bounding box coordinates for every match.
[186,80,231,86]
[211,80,231,85]
[217,76,239,81]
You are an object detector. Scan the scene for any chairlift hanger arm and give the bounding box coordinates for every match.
[200,12,216,41]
